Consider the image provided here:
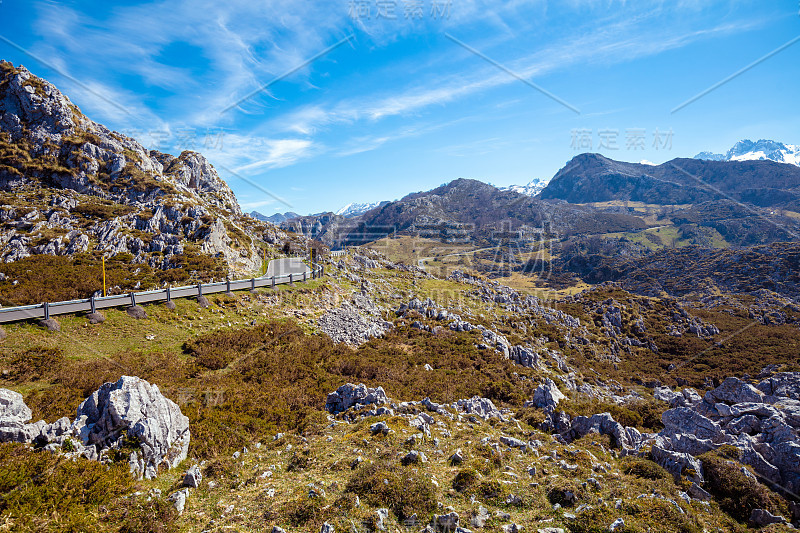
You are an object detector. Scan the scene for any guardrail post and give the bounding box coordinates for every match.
[43,302,49,320]
[303,271,307,282]
[197,283,203,297]
[130,292,136,307]
[166,285,171,302]
[271,276,275,289]
[226,277,231,293]
[251,278,256,292]
[90,296,96,314]
[321,265,325,277]
[289,273,294,285]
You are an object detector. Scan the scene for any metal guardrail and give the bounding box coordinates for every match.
[0,262,324,324]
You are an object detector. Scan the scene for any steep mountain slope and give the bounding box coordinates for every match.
[540,153,800,209]
[696,139,800,166]
[0,61,303,291]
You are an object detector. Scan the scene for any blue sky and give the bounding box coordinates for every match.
[1,1,799,215]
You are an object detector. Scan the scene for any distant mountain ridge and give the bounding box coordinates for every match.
[250,211,300,224]
[695,139,799,166]
[539,153,800,209]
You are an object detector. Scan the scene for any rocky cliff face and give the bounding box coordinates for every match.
[0,61,300,276]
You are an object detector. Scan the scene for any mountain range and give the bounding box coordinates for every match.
[696,139,800,166]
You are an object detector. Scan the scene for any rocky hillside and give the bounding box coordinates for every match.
[0,249,798,531]
[0,61,307,299]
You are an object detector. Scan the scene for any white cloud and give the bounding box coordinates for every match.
[234,139,314,172]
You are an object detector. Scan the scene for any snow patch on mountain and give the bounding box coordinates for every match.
[335,202,383,218]
[499,178,548,197]
[695,139,799,166]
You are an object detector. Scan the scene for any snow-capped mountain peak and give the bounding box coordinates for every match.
[499,178,548,197]
[695,139,799,166]
[335,202,382,218]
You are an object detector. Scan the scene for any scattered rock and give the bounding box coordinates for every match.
[38,318,60,332]
[320,523,335,533]
[86,312,105,324]
[197,295,209,308]
[0,326,5,341]
[501,524,522,533]
[126,305,147,319]
[325,383,390,414]
[433,512,459,532]
[608,518,625,531]
[167,489,188,514]
[375,508,389,531]
[370,421,389,436]
[449,449,464,465]
[401,450,427,465]
[456,397,504,421]
[749,508,788,527]
[183,464,202,488]
[165,300,176,311]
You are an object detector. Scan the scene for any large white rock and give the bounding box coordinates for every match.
[73,376,190,479]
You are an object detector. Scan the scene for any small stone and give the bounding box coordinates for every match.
[183,464,202,488]
[320,523,335,533]
[86,312,105,324]
[167,489,188,514]
[370,421,390,435]
[401,450,427,465]
[609,518,624,531]
[38,318,60,332]
[449,449,464,465]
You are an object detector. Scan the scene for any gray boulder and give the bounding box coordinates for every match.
[73,376,190,479]
[0,388,44,443]
[325,383,389,414]
[757,372,800,400]
[704,377,763,405]
[749,508,788,527]
[456,397,504,421]
[527,379,566,410]
[183,464,202,488]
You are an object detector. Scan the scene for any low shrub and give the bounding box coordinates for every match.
[345,460,437,520]
[620,456,671,481]
[452,468,479,492]
[0,443,134,530]
[699,450,787,523]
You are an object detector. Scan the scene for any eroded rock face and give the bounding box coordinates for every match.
[0,388,41,443]
[73,376,190,479]
[325,383,390,415]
